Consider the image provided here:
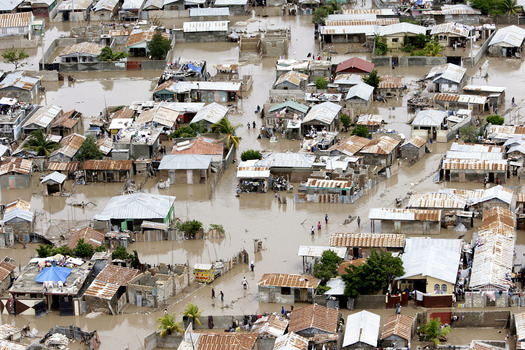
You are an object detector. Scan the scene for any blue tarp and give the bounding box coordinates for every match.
[35,266,72,283]
[186,63,202,74]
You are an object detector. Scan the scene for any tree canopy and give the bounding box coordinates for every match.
[351,125,371,138]
[313,250,343,293]
[342,250,404,298]
[183,302,203,327]
[147,31,172,60]
[486,115,504,125]
[363,70,380,90]
[241,149,262,161]
[211,117,241,149]
[315,76,328,90]
[23,129,60,157]
[169,121,209,139]
[176,219,203,239]
[98,46,128,62]
[312,0,340,25]
[76,135,103,162]
[419,318,452,347]
[157,313,183,337]
[2,48,29,70]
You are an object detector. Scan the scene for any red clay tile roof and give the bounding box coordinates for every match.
[67,227,105,249]
[82,159,132,171]
[196,333,257,350]
[336,57,374,74]
[289,304,339,334]
[258,273,320,289]
[172,137,223,156]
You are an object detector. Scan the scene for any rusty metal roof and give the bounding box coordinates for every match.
[196,333,257,350]
[289,304,338,334]
[479,207,514,238]
[408,192,467,209]
[250,314,289,338]
[434,93,487,105]
[275,71,308,87]
[357,114,383,126]
[369,208,441,221]
[51,133,85,158]
[84,279,119,300]
[430,22,471,37]
[328,135,370,156]
[403,136,426,148]
[381,314,413,341]
[82,159,132,171]
[0,71,39,91]
[324,18,399,26]
[48,161,79,171]
[518,193,525,203]
[338,259,366,275]
[343,8,394,14]
[51,110,81,129]
[126,30,169,48]
[0,325,21,341]
[305,178,353,190]
[5,198,30,212]
[274,332,309,350]
[0,158,32,175]
[378,75,403,89]
[516,313,525,341]
[0,262,15,284]
[450,142,504,153]
[0,12,32,28]
[60,42,105,57]
[442,159,507,171]
[329,233,405,248]
[359,136,400,155]
[258,273,319,288]
[95,264,138,285]
[67,227,105,249]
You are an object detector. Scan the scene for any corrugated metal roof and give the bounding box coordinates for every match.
[376,22,427,36]
[325,18,399,26]
[429,4,480,15]
[305,178,353,190]
[51,133,85,158]
[517,193,525,203]
[327,13,377,20]
[67,227,104,249]
[328,135,370,156]
[155,80,241,94]
[381,314,413,341]
[136,105,179,126]
[357,114,383,126]
[0,340,25,350]
[0,158,32,176]
[336,57,374,74]
[321,24,377,35]
[257,153,316,168]
[403,136,426,148]
[141,221,168,231]
[0,325,20,342]
[489,25,525,47]
[41,171,67,185]
[450,142,504,153]
[258,273,319,288]
[343,311,380,347]
[275,71,308,87]
[190,7,230,16]
[273,332,309,350]
[302,101,341,125]
[359,136,399,155]
[268,101,309,114]
[463,85,506,93]
[0,262,15,284]
[183,21,229,33]
[58,0,93,10]
[345,82,374,101]
[442,159,508,171]
[84,279,119,300]
[289,304,338,334]
[430,22,470,37]
[333,74,363,86]
[478,206,514,237]
[399,237,462,284]
[330,233,405,248]
[93,0,118,11]
[83,159,132,170]
[23,105,62,129]
[0,71,39,91]
[190,102,228,125]
[60,42,105,57]
[94,193,175,221]
[324,277,345,295]
[5,198,30,212]
[434,93,487,105]
[237,165,270,179]
[196,333,257,350]
[126,30,169,48]
[95,264,138,285]
[297,246,346,258]
[369,208,441,221]
[378,75,402,89]
[446,151,504,161]
[48,161,79,171]
[408,192,467,209]
[214,0,247,4]
[426,63,466,84]
[343,8,394,15]
[250,314,289,338]
[412,109,446,127]
[122,0,144,9]
[3,207,33,223]
[488,125,525,140]
[0,12,32,29]
[159,154,212,170]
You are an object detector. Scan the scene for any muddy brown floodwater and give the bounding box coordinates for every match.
[0,6,524,350]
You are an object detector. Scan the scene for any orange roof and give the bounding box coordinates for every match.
[337,259,366,275]
[112,107,135,119]
[171,137,223,156]
[126,30,169,48]
[0,157,32,175]
[378,75,403,89]
[51,110,81,129]
[196,333,257,350]
[258,273,320,289]
[82,159,132,171]
[95,264,138,286]
[5,198,30,212]
[289,304,339,334]
[381,314,413,341]
[0,261,15,283]
[330,233,406,248]
[66,227,105,249]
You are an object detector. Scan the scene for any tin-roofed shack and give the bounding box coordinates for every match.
[50,109,83,137]
[264,101,309,139]
[400,136,426,163]
[342,310,380,350]
[153,80,241,104]
[127,271,176,308]
[40,171,67,195]
[9,258,92,316]
[256,152,316,182]
[258,273,320,303]
[377,75,403,99]
[329,232,406,259]
[288,303,339,340]
[358,135,400,168]
[369,208,442,234]
[237,160,270,193]
[380,314,414,348]
[158,154,213,185]
[66,227,104,249]
[2,198,34,245]
[296,178,355,204]
[463,85,506,109]
[441,159,508,184]
[84,264,138,315]
[250,314,289,339]
[82,159,132,183]
[0,71,40,103]
[0,157,32,189]
[0,261,15,292]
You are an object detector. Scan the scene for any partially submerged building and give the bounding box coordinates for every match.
[441,159,508,183]
[400,136,426,163]
[3,199,33,244]
[288,303,339,342]
[380,314,413,348]
[296,178,355,204]
[344,82,374,112]
[82,159,133,183]
[153,80,241,103]
[127,272,176,308]
[22,104,62,136]
[0,71,40,103]
[158,154,213,185]
[335,57,374,74]
[66,227,105,250]
[0,158,32,189]
[488,25,525,58]
[425,63,467,93]
[369,208,442,234]
[59,42,105,63]
[358,135,400,168]
[40,171,67,195]
[301,101,341,133]
[329,232,406,259]
[258,273,320,303]
[0,12,34,39]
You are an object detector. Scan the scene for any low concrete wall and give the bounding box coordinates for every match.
[59,61,127,72]
[0,37,39,49]
[186,314,251,330]
[373,55,447,67]
[451,310,510,328]
[372,56,391,66]
[462,31,496,67]
[354,295,385,309]
[144,332,183,350]
[147,9,189,18]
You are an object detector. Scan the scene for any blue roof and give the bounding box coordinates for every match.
[35,266,71,283]
[268,101,309,114]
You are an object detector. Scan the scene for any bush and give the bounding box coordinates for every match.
[459,125,481,143]
[176,220,203,238]
[363,70,380,90]
[486,115,504,125]
[340,114,351,128]
[374,35,389,55]
[315,76,328,90]
[73,239,94,258]
[351,125,371,138]
[76,135,103,162]
[241,149,262,161]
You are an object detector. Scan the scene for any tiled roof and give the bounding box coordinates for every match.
[66,227,105,249]
[196,333,257,350]
[329,233,405,248]
[336,57,374,73]
[258,273,319,289]
[288,304,338,334]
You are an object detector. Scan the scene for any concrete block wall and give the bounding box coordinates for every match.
[451,310,510,328]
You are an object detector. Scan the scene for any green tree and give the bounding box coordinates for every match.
[169,121,209,139]
[183,302,202,328]
[147,31,172,60]
[342,250,404,298]
[499,0,522,14]
[98,46,128,62]
[374,34,389,55]
[312,6,330,25]
[23,129,61,157]
[470,0,502,15]
[112,246,132,260]
[176,219,203,239]
[2,48,29,70]
[76,135,101,162]
[421,36,445,57]
[157,313,184,337]
[211,117,241,149]
[313,250,343,286]
[241,149,262,161]
[340,114,351,128]
[486,115,504,125]
[315,76,328,90]
[73,238,94,259]
[351,125,371,138]
[459,125,480,143]
[363,70,380,90]
[36,244,55,258]
[413,34,430,48]
[419,318,452,348]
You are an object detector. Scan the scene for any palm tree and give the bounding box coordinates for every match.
[419,318,452,348]
[98,46,128,62]
[183,302,202,328]
[23,129,60,157]
[500,0,522,15]
[211,117,241,149]
[157,313,184,337]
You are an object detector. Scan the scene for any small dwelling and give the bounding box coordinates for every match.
[40,171,67,195]
[237,160,270,193]
[66,227,105,250]
[289,304,339,339]
[296,178,354,204]
[49,133,86,162]
[356,114,384,132]
[397,237,462,294]
[411,109,447,141]
[329,232,406,260]
[59,42,105,63]
[158,154,213,185]
[358,136,400,168]
[0,261,16,292]
[463,85,506,109]
[82,159,133,183]
[182,21,230,42]
[258,273,320,303]
[274,71,309,91]
[380,314,413,348]
[344,82,374,113]
[335,57,374,75]
[425,63,467,93]
[0,158,32,189]
[0,71,40,103]
[377,75,403,99]
[342,310,380,350]
[189,102,229,128]
[3,198,34,243]
[369,208,441,234]
[0,12,34,39]
[250,314,289,339]
[433,93,487,115]
[376,22,428,49]
[430,22,470,48]
[22,104,62,136]
[127,272,175,308]
[301,101,341,133]
[50,110,83,137]
[274,333,309,350]
[91,0,119,20]
[400,136,426,163]
[213,0,248,15]
[488,25,525,58]
[441,158,507,183]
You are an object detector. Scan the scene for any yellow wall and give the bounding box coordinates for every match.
[399,274,454,294]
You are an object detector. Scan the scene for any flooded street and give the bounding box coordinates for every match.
[0,6,523,350]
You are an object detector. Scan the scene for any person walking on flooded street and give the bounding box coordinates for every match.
[311,226,315,235]
[357,216,361,226]
[242,277,248,289]
[317,221,321,230]
[325,214,329,224]
[211,288,215,299]
[220,291,224,301]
